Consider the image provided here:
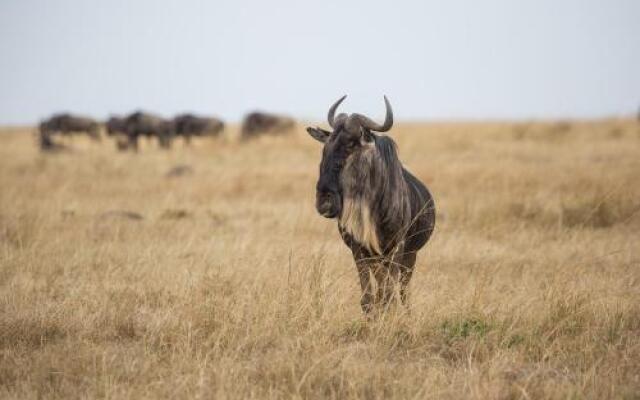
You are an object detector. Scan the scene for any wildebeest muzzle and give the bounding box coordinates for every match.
[315,188,341,219]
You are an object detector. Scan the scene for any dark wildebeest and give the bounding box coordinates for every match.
[39,113,100,142]
[105,115,129,150]
[173,114,224,144]
[122,111,175,150]
[241,112,295,139]
[306,96,435,314]
[106,116,127,137]
[105,115,131,151]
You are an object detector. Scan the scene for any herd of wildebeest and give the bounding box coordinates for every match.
[38,110,296,151]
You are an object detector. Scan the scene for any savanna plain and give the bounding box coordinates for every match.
[1,120,639,399]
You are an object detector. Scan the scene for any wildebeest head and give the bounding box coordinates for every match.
[306,96,393,218]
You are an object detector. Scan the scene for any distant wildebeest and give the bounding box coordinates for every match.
[306,96,435,314]
[173,114,224,144]
[39,113,100,143]
[105,115,130,150]
[241,112,295,139]
[106,115,127,137]
[121,111,175,150]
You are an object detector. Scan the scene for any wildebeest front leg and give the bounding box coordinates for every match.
[355,260,375,314]
[127,134,139,151]
[158,134,172,149]
[89,126,101,141]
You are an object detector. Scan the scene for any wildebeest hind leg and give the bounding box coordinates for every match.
[375,263,401,311]
[397,253,416,306]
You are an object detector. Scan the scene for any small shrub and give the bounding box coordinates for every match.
[441,316,492,341]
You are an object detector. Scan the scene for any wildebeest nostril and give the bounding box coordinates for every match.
[318,191,336,205]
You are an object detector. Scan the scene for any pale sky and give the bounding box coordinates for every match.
[1,0,639,125]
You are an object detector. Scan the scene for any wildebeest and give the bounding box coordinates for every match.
[306,96,435,314]
[106,115,127,137]
[105,116,130,150]
[121,111,175,150]
[39,113,100,143]
[173,114,224,144]
[241,112,295,139]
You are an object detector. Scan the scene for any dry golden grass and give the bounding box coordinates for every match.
[1,120,639,399]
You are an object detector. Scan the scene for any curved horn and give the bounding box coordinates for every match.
[353,96,393,132]
[327,95,347,128]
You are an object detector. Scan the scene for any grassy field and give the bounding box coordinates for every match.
[1,120,639,399]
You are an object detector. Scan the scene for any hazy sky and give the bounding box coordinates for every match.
[1,0,639,124]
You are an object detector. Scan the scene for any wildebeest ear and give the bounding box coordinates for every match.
[306,127,331,143]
